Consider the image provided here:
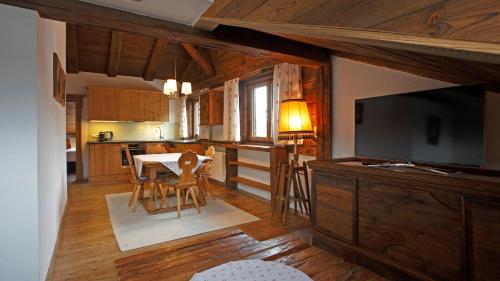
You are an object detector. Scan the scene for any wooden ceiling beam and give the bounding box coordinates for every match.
[0,0,330,67]
[181,43,215,76]
[107,30,124,77]
[181,60,196,82]
[66,23,79,73]
[202,17,500,64]
[143,39,169,81]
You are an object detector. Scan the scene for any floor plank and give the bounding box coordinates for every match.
[114,229,385,281]
[50,180,310,281]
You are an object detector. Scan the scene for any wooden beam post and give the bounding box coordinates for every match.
[181,43,215,76]
[143,39,169,81]
[66,23,79,73]
[107,30,124,77]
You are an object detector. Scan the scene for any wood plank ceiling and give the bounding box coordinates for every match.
[197,0,500,91]
[2,0,499,90]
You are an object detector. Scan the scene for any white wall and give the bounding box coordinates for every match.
[331,56,453,158]
[36,17,67,281]
[0,4,67,280]
[0,5,40,281]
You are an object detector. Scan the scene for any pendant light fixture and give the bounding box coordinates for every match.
[163,46,192,96]
[163,56,177,96]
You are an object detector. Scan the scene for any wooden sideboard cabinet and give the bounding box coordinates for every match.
[309,158,500,281]
[200,90,223,125]
[88,87,168,122]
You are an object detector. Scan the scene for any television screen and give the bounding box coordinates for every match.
[355,84,485,167]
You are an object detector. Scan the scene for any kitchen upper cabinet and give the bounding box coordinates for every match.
[88,87,168,122]
[200,90,223,125]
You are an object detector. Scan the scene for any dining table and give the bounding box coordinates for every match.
[133,153,211,214]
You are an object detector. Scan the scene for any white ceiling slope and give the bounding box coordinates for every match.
[66,72,162,95]
[80,0,213,26]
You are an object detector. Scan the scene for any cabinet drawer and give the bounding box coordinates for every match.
[313,173,355,243]
[358,179,462,280]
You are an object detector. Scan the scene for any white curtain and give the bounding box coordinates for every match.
[178,97,188,139]
[272,63,303,144]
[223,78,241,142]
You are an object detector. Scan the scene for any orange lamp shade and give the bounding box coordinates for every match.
[278,99,314,140]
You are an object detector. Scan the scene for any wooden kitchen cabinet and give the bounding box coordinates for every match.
[88,87,168,122]
[200,93,209,125]
[89,143,128,183]
[200,90,223,125]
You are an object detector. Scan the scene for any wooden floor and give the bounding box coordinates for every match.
[49,180,311,280]
[114,229,385,281]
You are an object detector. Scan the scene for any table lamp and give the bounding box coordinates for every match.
[278,99,314,161]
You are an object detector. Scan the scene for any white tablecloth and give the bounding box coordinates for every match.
[133,153,209,177]
[190,259,313,281]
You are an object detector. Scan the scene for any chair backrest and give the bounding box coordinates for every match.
[147,143,169,154]
[178,150,198,187]
[124,146,139,183]
[205,146,215,158]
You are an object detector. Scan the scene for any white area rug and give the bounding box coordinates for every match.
[105,192,260,251]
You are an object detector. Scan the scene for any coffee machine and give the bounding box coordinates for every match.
[98,131,113,141]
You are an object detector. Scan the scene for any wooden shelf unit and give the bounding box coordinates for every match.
[229,176,271,191]
[228,161,271,171]
[225,144,288,196]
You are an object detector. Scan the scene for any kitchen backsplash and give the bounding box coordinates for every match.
[88,121,178,141]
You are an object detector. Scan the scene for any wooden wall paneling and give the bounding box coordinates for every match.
[66,23,79,73]
[465,198,500,281]
[320,64,332,159]
[107,30,124,77]
[119,32,156,78]
[143,39,169,81]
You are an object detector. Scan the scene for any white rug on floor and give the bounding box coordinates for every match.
[105,192,260,251]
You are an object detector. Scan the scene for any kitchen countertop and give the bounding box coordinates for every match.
[87,139,200,144]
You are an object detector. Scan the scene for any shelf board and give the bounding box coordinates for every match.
[229,161,271,172]
[226,144,273,152]
[230,176,271,191]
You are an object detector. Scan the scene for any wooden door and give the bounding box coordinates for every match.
[143,91,156,121]
[118,90,134,121]
[208,90,223,125]
[200,93,209,125]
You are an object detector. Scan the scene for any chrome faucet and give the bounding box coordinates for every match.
[156,126,164,140]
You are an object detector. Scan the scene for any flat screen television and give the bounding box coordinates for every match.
[355,84,485,167]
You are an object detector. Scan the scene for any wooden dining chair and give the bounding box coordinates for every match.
[147,143,169,154]
[163,150,201,218]
[125,146,148,212]
[126,146,171,211]
[197,146,215,203]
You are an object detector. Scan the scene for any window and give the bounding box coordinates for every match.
[244,76,273,143]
